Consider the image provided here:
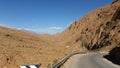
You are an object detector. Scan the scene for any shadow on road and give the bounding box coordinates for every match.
[103,54,120,65]
[103,46,120,66]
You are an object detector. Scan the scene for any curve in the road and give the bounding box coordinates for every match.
[63,53,120,68]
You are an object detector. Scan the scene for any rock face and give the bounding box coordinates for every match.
[57,1,120,51]
[112,0,120,3]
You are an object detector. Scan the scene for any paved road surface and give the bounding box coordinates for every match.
[64,53,120,68]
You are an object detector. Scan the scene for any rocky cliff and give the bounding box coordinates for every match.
[58,1,120,51]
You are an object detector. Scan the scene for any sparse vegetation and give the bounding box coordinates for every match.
[0,26,72,68]
[47,63,51,68]
[52,59,59,65]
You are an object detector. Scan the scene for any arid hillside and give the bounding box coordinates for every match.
[0,26,73,68]
[0,1,120,68]
[57,1,120,52]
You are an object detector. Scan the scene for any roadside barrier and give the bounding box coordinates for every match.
[51,51,80,68]
[19,64,40,68]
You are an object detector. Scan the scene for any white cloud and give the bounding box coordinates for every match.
[0,24,11,27]
[17,26,63,34]
[35,27,62,34]
[15,28,21,30]
[0,24,63,34]
[30,26,63,34]
[50,26,62,30]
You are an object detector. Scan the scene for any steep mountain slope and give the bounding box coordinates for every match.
[57,1,120,51]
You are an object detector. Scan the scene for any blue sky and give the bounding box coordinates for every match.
[0,0,113,34]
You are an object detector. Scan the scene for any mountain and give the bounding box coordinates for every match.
[0,1,120,68]
[0,26,72,68]
[57,1,120,52]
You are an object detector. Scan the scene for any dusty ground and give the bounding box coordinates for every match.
[0,26,75,68]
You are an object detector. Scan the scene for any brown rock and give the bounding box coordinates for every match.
[57,1,120,52]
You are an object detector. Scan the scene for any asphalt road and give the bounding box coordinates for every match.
[64,53,120,68]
